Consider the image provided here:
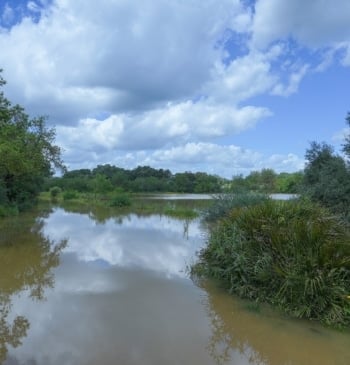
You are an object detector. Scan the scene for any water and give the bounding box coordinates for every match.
[0,204,349,365]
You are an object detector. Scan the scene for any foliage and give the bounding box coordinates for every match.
[0,70,64,212]
[109,192,131,207]
[49,186,62,198]
[230,170,303,194]
[44,164,226,194]
[193,199,350,327]
[203,192,270,222]
[62,190,79,201]
[342,112,350,160]
[302,141,350,219]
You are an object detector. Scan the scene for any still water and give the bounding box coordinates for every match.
[0,204,349,365]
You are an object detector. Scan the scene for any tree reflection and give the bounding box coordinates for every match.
[0,213,66,363]
[198,279,271,365]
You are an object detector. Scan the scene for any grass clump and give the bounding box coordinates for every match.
[193,199,350,328]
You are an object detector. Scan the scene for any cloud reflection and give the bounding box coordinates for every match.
[42,209,204,278]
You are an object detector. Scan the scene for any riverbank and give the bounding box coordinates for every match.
[192,194,350,328]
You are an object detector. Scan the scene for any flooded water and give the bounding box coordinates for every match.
[0,204,349,365]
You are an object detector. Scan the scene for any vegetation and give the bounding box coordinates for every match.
[193,113,350,328]
[301,141,350,220]
[109,192,131,207]
[44,164,226,195]
[0,71,64,214]
[230,169,303,194]
[300,113,350,220]
[203,192,270,222]
[193,199,350,327]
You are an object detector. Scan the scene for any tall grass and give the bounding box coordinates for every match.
[193,199,350,327]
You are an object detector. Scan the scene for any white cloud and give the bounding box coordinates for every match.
[271,64,309,96]
[0,0,247,122]
[57,100,272,153]
[3,0,344,176]
[27,1,42,13]
[251,0,350,50]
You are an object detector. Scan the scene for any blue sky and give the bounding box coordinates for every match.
[0,0,349,177]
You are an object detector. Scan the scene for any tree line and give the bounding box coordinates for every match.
[44,165,226,195]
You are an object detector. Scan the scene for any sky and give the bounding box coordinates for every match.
[0,0,349,178]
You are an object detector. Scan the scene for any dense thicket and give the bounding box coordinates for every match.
[0,71,64,213]
[194,199,350,327]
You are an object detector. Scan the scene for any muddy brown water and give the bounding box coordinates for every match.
[0,204,349,365]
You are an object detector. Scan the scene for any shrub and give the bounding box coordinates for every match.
[193,199,350,327]
[50,186,62,198]
[110,193,131,207]
[63,190,79,201]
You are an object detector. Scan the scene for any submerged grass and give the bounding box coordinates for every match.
[193,198,350,328]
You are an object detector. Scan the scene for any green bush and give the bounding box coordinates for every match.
[50,186,62,198]
[0,204,18,218]
[110,193,131,207]
[63,190,79,201]
[193,199,350,327]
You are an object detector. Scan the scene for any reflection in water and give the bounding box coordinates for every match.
[41,208,204,278]
[0,213,66,363]
[201,280,350,365]
[1,206,349,365]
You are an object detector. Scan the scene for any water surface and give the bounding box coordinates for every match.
[0,205,349,365]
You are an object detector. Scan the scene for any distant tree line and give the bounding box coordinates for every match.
[44,164,310,196]
[230,169,303,194]
[44,165,227,194]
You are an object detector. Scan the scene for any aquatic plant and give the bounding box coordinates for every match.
[193,199,350,327]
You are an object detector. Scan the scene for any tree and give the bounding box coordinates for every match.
[342,112,350,161]
[0,70,65,211]
[303,141,350,218]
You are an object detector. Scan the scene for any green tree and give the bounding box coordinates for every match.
[303,141,350,218]
[342,112,350,161]
[90,173,113,199]
[0,71,64,211]
[276,171,303,193]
